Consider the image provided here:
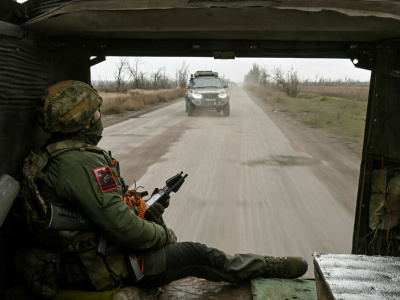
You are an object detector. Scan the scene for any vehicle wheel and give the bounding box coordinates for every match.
[185,101,188,112]
[222,103,230,117]
[188,102,194,116]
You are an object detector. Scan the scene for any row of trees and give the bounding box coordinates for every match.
[97,57,237,92]
[98,58,191,92]
[244,63,370,97]
[97,59,368,94]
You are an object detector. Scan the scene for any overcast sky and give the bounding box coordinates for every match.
[91,57,371,84]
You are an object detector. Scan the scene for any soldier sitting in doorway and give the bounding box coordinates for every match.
[13,80,308,298]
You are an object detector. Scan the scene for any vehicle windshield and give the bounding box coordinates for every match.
[192,77,223,88]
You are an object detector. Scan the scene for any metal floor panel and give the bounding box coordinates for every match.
[314,253,400,299]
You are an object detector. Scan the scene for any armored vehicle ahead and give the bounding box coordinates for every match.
[185,71,230,116]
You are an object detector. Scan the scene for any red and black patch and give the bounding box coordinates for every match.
[93,166,118,192]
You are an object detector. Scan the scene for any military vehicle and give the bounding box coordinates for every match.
[185,71,230,116]
[2,0,400,299]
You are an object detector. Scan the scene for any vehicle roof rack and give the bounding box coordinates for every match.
[194,71,218,77]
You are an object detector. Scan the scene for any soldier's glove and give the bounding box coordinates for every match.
[150,188,170,209]
[167,228,177,244]
[146,203,165,222]
[145,188,170,223]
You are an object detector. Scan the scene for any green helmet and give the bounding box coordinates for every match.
[37,80,103,133]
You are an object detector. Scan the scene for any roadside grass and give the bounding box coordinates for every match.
[246,84,368,147]
[99,88,186,114]
[300,85,369,102]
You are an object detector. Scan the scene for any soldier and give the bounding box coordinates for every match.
[15,80,307,298]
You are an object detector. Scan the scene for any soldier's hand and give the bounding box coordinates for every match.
[150,188,170,209]
[146,203,165,222]
[164,199,170,209]
[167,228,177,244]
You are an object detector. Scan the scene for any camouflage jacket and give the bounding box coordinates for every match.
[37,135,168,250]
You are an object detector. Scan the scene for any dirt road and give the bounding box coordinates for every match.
[99,86,361,278]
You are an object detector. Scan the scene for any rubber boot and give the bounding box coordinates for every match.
[263,256,308,279]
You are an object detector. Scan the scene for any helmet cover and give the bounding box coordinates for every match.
[37,80,103,133]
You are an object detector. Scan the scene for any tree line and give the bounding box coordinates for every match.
[96,58,191,92]
[95,58,236,93]
[243,63,370,97]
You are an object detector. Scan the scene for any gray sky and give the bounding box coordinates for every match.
[91,57,371,84]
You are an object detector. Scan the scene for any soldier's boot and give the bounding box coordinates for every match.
[262,256,308,279]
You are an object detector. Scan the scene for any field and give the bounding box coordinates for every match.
[246,84,369,148]
[98,88,186,114]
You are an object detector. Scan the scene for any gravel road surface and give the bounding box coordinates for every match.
[99,86,360,278]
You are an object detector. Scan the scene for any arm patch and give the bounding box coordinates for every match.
[93,166,118,192]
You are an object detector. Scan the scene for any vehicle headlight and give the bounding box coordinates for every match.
[192,93,202,99]
[218,93,227,99]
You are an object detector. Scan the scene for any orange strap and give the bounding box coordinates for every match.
[124,190,146,219]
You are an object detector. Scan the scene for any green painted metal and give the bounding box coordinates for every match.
[251,278,317,300]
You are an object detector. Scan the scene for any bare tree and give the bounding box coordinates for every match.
[273,66,300,97]
[160,67,170,89]
[175,61,190,88]
[244,63,261,85]
[138,71,147,89]
[127,57,144,89]
[259,67,269,87]
[151,67,164,88]
[114,58,128,92]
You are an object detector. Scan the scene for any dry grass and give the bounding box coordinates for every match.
[300,86,369,102]
[99,88,186,114]
[246,84,369,148]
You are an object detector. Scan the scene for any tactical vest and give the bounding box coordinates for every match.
[18,140,128,294]
[20,139,115,246]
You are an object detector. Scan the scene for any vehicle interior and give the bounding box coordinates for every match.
[1,0,400,298]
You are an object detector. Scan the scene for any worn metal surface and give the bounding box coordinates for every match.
[21,0,400,42]
[314,253,400,299]
[18,0,400,60]
[252,278,317,300]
